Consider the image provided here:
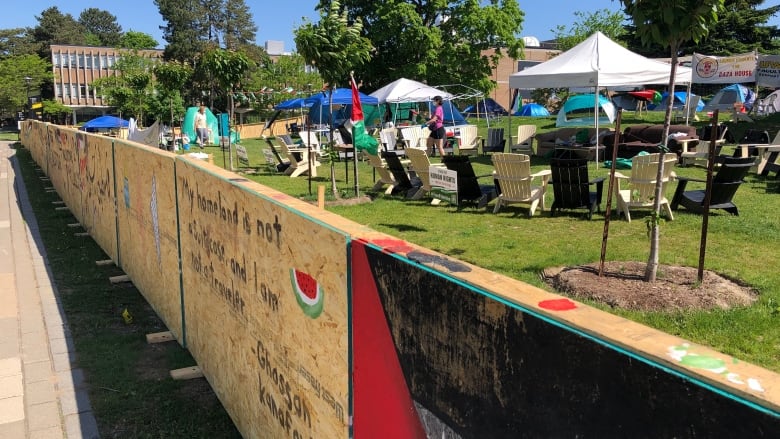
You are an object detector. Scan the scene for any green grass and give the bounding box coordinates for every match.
[227,112,780,374]
[14,145,242,439]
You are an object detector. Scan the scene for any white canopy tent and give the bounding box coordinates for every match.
[508,31,693,162]
[370,78,453,103]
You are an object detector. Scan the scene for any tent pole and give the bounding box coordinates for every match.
[685,80,693,125]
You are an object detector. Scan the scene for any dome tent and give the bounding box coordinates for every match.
[556,94,616,127]
[182,107,219,145]
[649,91,705,112]
[703,84,755,112]
[516,103,550,117]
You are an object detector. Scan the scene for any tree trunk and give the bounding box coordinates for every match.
[645,47,679,282]
[228,91,234,171]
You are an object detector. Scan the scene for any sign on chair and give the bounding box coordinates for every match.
[236,144,250,167]
[429,166,458,205]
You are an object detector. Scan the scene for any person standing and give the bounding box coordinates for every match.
[194,105,208,149]
[426,96,446,157]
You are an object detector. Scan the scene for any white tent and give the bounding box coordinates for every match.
[509,31,692,89]
[370,78,453,103]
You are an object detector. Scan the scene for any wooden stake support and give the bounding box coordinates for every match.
[170,366,203,380]
[146,331,174,344]
[109,274,131,284]
[54,206,69,211]
[67,223,81,228]
[95,259,114,266]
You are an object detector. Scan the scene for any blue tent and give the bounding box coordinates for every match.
[703,84,755,112]
[649,92,705,111]
[305,88,379,126]
[462,98,508,117]
[274,97,312,110]
[81,115,129,130]
[425,101,467,125]
[516,103,550,117]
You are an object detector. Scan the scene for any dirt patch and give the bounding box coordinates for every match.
[543,261,758,312]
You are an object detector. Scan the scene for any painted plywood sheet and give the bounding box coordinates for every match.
[114,140,182,340]
[76,134,117,261]
[46,127,83,214]
[176,156,349,439]
[346,236,780,436]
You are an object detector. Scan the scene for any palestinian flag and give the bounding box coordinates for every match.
[348,76,378,155]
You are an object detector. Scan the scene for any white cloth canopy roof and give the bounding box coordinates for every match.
[370,78,454,103]
[509,32,692,89]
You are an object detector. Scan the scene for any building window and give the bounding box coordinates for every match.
[62,84,69,97]
[100,55,107,69]
[85,55,92,69]
[70,54,77,68]
[71,84,78,98]
[55,83,62,98]
[107,55,115,68]
[53,53,60,67]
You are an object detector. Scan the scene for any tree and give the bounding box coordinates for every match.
[155,0,207,61]
[0,54,50,115]
[332,0,523,93]
[223,0,257,50]
[200,48,253,169]
[152,61,193,127]
[620,0,725,282]
[30,7,87,58]
[0,28,37,58]
[120,31,160,50]
[552,8,627,52]
[41,99,72,124]
[78,8,123,47]
[296,0,374,196]
[623,0,780,57]
[91,52,156,121]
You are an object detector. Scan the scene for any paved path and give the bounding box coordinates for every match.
[0,140,99,438]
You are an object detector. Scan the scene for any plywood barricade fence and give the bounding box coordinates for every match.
[21,120,780,438]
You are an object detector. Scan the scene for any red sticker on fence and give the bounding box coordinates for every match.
[538,298,577,311]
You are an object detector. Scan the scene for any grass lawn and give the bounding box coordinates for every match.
[219,111,780,373]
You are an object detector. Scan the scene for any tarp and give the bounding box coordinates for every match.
[556,94,616,127]
[81,115,129,130]
[516,103,550,117]
[462,98,508,117]
[509,32,692,89]
[182,107,219,145]
[305,88,379,127]
[702,83,755,112]
[649,91,706,111]
[369,78,453,103]
[425,101,467,125]
[127,118,160,147]
[274,97,312,110]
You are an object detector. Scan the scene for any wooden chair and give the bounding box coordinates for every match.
[481,127,506,155]
[277,135,321,178]
[673,95,701,124]
[262,137,290,173]
[454,125,481,156]
[381,151,420,197]
[549,158,605,220]
[405,148,446,202]
[441,155,496,208]
[614,153,677,222]
[491,153,551,216]
[379,129,402,155]
[399,126,428,152]
[671,157,755,216]
[680,125,728,167]
[510,125,536,155]
[297,130,323,157]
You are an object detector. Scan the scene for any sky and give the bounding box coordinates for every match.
[2,1,779,52]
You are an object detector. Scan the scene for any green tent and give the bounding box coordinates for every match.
[182,107,219,146]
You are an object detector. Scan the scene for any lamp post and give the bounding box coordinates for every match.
[24,76,32,120]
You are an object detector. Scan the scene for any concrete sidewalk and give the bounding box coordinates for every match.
[0,140,99,439]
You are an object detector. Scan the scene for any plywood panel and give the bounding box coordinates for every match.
[76,134,117,261]
[176,156,349,439]
[46,127,83,216]
[114,140,182,340]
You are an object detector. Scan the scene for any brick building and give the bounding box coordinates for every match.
[484,41,560,111]
[50,44,163,123]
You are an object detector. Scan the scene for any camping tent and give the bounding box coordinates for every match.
[182,107,219,145]
[370,78,453,103]
[425,101,467,125]
[649,91,705,111]
[462,98,508,117]
[703,83,756,112]
[556,94,616,127]
[81,115,129,130]
[516,103,550,117]
[509,32,692,89]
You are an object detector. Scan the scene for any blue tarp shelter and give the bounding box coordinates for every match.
[425,101,467,125]
[274,97,312,110]
[304,88,380,127]
[81,115,129,130]
[516,103,551,117]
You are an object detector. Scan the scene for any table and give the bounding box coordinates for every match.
[553,143,605,161]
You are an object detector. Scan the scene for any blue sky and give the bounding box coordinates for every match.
[2,1,778,51]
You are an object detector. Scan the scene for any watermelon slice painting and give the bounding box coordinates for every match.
[290,268,324,318]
